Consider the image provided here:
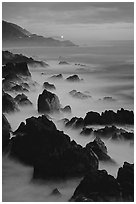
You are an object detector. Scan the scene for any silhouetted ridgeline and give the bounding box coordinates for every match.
[2,20,76,47]
[65,108,134,127]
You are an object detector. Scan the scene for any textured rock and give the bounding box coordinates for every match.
[10,115,98,179]
[14,94,32,106]
[43,82,56,90]
[38,89,61,113]
[66,75,82,82]
[2,91,19,113]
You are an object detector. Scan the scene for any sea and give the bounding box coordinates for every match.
[2,41,134,201]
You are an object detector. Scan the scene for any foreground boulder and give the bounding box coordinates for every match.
[2,91,19,113]
[10,115,98,179]
[117,162,134,201]
[14,94,32,106]
[2,114,11,151]
[85,137,114,162]
[70,162,134,202]
[43,82,56,90]
[38,89,61,113]
[70,169,121,202]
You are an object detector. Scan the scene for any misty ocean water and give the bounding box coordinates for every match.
[3,44,134,201]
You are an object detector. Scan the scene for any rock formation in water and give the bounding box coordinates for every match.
[49,74,63,80]
[69,90,91,99]
[10,115,98,179]
[85,137,114,162]
[2,50,48,67]
[2,114,11,151]
[61,105,72,113]
[70,162,134,202]
[80,127,93,135]
[84,108,134,125]
[43,82,56,90]
[59,61,69,65]
[66,75,83,82]
[38,89,61,113]
[2,91,19,113]
[117,162,134,201]
[14,94,32,106]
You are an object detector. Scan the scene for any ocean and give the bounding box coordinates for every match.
[3,42,134,201]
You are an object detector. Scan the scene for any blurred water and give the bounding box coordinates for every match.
[3,45,134,201]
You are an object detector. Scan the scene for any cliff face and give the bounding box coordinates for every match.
[2,20,76,47]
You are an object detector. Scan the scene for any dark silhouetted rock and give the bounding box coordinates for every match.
[14,94,32,106]
[2,114,11,151]
[2,50,48,67]
[66,75,82,82]
[59,61,69,65]
[49,74,63,80]
[85,137,113,162]
[61,105,71,113]
[117,162,134,201]
[70,169,121,202]
[69,90,91,99]
[84,111,101,125]
[38,89,61,113]
[80,127,93,136]
[43,82,56,90]
[112,131,134,141]
[3,62,31,79]
[50,188,61,196]
[10,115,98,179]
[84,109,134,125]
[94,126,118,138]
[65,117,84,129]
[2,91,19,113]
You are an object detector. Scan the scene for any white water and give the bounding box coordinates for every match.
[3,45,134,201]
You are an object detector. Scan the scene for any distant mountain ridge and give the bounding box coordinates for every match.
[2,20,76,47]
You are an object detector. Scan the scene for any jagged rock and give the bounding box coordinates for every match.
[2,50,48,67]
[2,114,11,151]
[2,91,19,113]
[43,82,56,90]
[61,105,71,113]
[84,109,134,125]
[49,74,63,80]
[112,131,134,141]
[80,127,93,135]
[10,115,98,179]
[69,90,91,99]
[85,137,113,162]
[66,75,82,82]
[2,62,31,78]
[59,61,69,65]
[38,89,61,113]
[11,84,29,92]
[65,117,84,129]
[117,162,134,201]
[70,169,121,202]
[14,94,32,106]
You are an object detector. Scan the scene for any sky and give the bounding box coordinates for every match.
[2,2,134,45]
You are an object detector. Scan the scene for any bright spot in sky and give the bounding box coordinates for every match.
[61,35,64,39]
